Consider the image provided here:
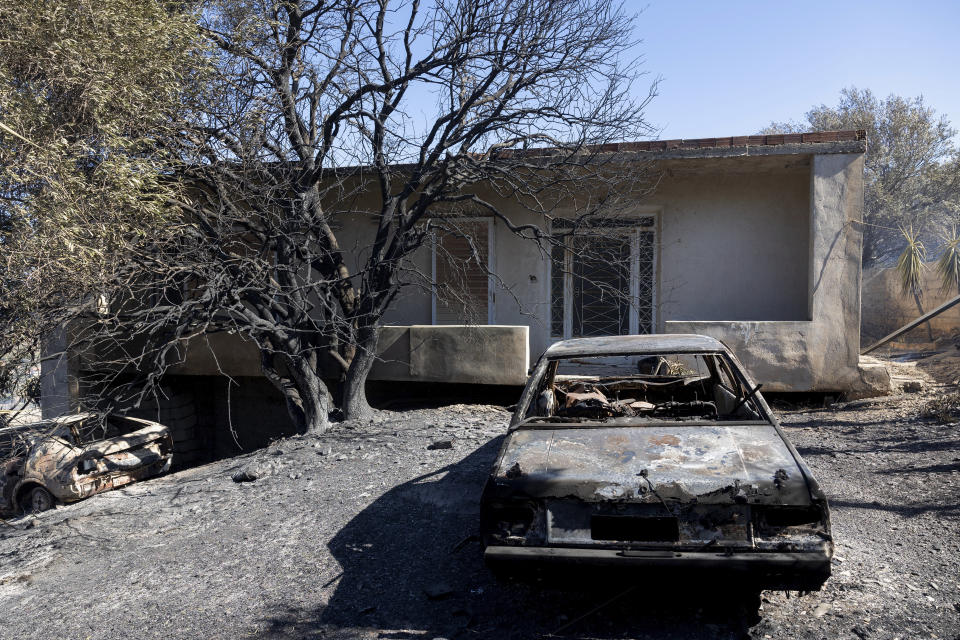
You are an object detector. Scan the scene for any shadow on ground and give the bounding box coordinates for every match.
[255,439,761,640]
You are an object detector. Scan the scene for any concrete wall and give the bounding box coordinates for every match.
[862,265,960,343]
[39,328,76,419]
[125,384,208,468]
[655,164,811,323]
[370,325,529,385]
[396,157,814,368]
[473,153,861,393]
[125,376,297,465]
[161,324,529,386]
[332,215,433,327]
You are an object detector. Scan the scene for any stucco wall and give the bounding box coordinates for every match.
[483,157,819,372]
[331,215,433,327]
[655,167,811,323]
[433,157,813,361]
[666,153,865,391]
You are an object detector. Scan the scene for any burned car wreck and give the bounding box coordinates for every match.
[481,335,832,591]
[0,413,173,514]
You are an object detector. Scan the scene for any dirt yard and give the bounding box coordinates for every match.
[0,386,958,639]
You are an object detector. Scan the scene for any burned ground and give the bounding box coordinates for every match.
[0,391,957,639]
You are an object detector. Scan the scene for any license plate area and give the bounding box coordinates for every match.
[547,500,752,547]
[591,515,679,542]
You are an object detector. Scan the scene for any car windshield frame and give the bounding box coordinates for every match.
[511,348,772,427]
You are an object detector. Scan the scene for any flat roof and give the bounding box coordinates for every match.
[323,130,866,178]
[630,130,865,153]
[544,334,726,358]
[494,130,866,162]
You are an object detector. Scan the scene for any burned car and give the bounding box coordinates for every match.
[0,413,173,514]
[481,335,832,591]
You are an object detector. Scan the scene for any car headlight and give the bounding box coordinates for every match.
[482,501,543,544]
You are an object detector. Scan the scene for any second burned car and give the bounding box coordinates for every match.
[481,334,832,590]
[0,413,173,514]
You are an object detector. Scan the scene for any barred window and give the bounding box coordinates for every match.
[551,217,656,338]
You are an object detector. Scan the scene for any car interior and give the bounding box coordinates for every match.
[526,352,764,422]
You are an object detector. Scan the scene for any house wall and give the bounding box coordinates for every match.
[654,167,810,323]
[327,151,864,393]
[157,151,867,393]
[464,158,812,368]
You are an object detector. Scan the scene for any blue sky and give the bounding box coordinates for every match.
[631,0,960,139]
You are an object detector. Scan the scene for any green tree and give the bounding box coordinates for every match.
[763,87,960,267]
[0,0,200,401]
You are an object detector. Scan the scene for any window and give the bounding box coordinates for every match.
[432,219,494,324]
[551,217,656,338]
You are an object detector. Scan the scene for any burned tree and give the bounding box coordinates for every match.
[327,1,658,419]
[13,0,659,433]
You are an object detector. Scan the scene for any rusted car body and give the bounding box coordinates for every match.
[481,335,832,590]
[0,413,173,513]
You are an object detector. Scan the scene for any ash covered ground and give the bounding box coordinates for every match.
[0,385,958,639]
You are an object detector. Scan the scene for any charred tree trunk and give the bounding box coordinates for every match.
[912,290,935,342]
[341,321,378,421]
[261,349,331,434]
[293,362,331,435]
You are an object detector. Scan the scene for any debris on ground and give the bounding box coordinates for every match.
[423,581,455,600]
[0,385,956,639]
[230,458,274,482]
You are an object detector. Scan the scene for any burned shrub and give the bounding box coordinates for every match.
[921,391,960,424]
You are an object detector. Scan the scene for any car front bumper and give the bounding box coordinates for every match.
[484,546,831,591]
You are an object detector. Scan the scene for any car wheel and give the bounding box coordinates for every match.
[24,486,55,514]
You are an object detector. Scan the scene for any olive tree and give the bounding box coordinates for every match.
[762,87,960,267]
[0,0,200,414]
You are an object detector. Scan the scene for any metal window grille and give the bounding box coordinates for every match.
[551,217,655,338]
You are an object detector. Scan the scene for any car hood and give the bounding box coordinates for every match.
[492,423,812,506]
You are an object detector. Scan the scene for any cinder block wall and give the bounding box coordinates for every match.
[125,376,296,469]
[125,383,209,469]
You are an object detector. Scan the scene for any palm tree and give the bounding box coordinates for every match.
[935,226,960,295]
[896,225,934,341]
